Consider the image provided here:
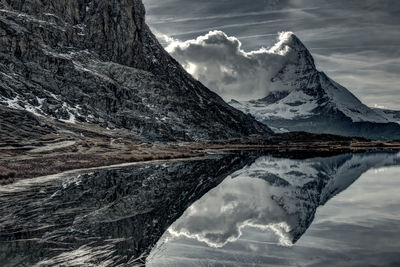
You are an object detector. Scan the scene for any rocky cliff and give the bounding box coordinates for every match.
[0,0,271,141]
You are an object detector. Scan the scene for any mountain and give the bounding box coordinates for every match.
[229,33,400,140]
[0,0,271,141]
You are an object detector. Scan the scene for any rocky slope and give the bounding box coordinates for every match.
[230,33,400,140]
[0,0,271,141]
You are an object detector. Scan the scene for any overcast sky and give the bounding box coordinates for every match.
[143,0,400,109]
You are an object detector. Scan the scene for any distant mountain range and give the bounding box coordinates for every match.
[0,0,271,142]
[230,33,400,140]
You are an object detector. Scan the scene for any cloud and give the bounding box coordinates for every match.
[166,31,296,101]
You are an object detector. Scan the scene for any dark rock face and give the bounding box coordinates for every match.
[0,0,271,141]
[0,107,56,147]
[0,154,253,266]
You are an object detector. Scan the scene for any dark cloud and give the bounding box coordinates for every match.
[143,0,400,109]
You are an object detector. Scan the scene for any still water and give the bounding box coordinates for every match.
[0,151,399,266]
[148,152,400,266]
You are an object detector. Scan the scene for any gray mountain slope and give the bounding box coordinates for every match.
[0,0,272,141]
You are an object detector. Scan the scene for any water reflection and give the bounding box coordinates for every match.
[0,155,251,266]
[148,152,400,266]
[0,152,399,266]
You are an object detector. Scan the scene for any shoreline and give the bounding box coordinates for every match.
[1,141,399,184]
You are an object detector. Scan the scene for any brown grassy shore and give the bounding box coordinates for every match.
[1,107,399,184]
[1,133,399,185]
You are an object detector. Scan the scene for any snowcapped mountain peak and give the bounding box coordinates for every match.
[265,33,317,95]
[230,33,400,139]
[269,32,315,69]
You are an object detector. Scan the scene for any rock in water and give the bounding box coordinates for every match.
[0,0,272,141]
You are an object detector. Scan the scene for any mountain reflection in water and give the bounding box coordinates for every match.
[148,151,400,266]
[0,152,399,266]
[0,155,251,266]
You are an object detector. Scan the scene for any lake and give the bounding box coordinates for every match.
[0,151,399,266]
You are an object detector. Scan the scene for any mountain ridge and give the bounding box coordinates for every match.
[0,0,272,141]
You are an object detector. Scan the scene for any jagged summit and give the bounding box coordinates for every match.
[270,32,315,68]
[262,32,318,94]
[270,32,315,71]
[0,0,272,141]
[230,33,400,140]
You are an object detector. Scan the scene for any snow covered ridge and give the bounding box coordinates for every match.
[230,72,392,124]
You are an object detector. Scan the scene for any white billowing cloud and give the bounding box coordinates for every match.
[166,31,297,101]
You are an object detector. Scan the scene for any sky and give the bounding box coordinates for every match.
[143,0,400,110]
